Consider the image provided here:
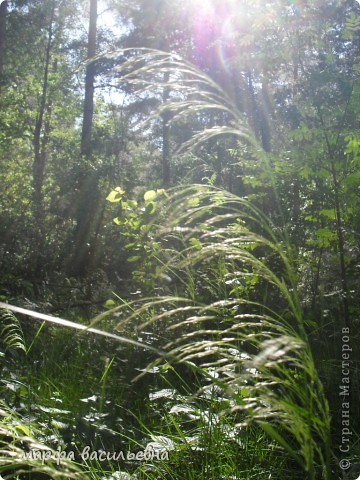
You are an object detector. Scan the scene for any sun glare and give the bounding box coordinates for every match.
[185,0,247,73]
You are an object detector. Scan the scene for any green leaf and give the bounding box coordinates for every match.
[299,165,312,180]
[107,187,125,203]
[104,299,116,309]
[144,190,157,202]
[128,256,141,262]
[189,237,202,250]
[315,228,337,247]
[319,209,336,220]
[346,172,360,187]
[145,202,155,214]
[187,196,200,207]
[127,199,138,209]
[15,424,31,436]
[156,188,168,198]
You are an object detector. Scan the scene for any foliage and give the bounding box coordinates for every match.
[0,0,359,479]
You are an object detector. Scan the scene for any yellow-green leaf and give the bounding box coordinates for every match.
[144,190,157,202]
[104,299,116,309]
[107,187,125,203]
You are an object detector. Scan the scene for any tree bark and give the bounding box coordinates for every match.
[162,71,171,187]
[32,2,55,276]
[0,0,8,91]
[69,0,98,277]
[315,103,350,329]
[81,0,97,157]
[331,157,350,329]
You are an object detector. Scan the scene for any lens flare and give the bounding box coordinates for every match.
[185,0,249,72]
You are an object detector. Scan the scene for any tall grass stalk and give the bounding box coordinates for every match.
[98,48,333,479]
[100,186,331,478]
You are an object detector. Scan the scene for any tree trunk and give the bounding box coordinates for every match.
[69,0,98,277]
[81,0,97,157]
[246,72,271,153]
[315,104,351,329]
[32,2,55,276]
[331,157,350,329]
[0,0,7,91]
[162,71,171,187]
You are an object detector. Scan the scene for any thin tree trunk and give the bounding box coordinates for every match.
[32,2,55,276]
[162,71,170,187]
[0,0,8,91]
[246,72,271,152]
[315,104,350,329]
[331,158,350,329]
[259,78,272,153]
[33,23,53,213]
[81,0,97,157]
[69,0,98,277]
[246,72,275,218]
[311,246,323,313]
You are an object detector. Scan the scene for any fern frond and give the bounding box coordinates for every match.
[0,308,26,354]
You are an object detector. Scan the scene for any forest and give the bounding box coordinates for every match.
[0,0,359,478]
